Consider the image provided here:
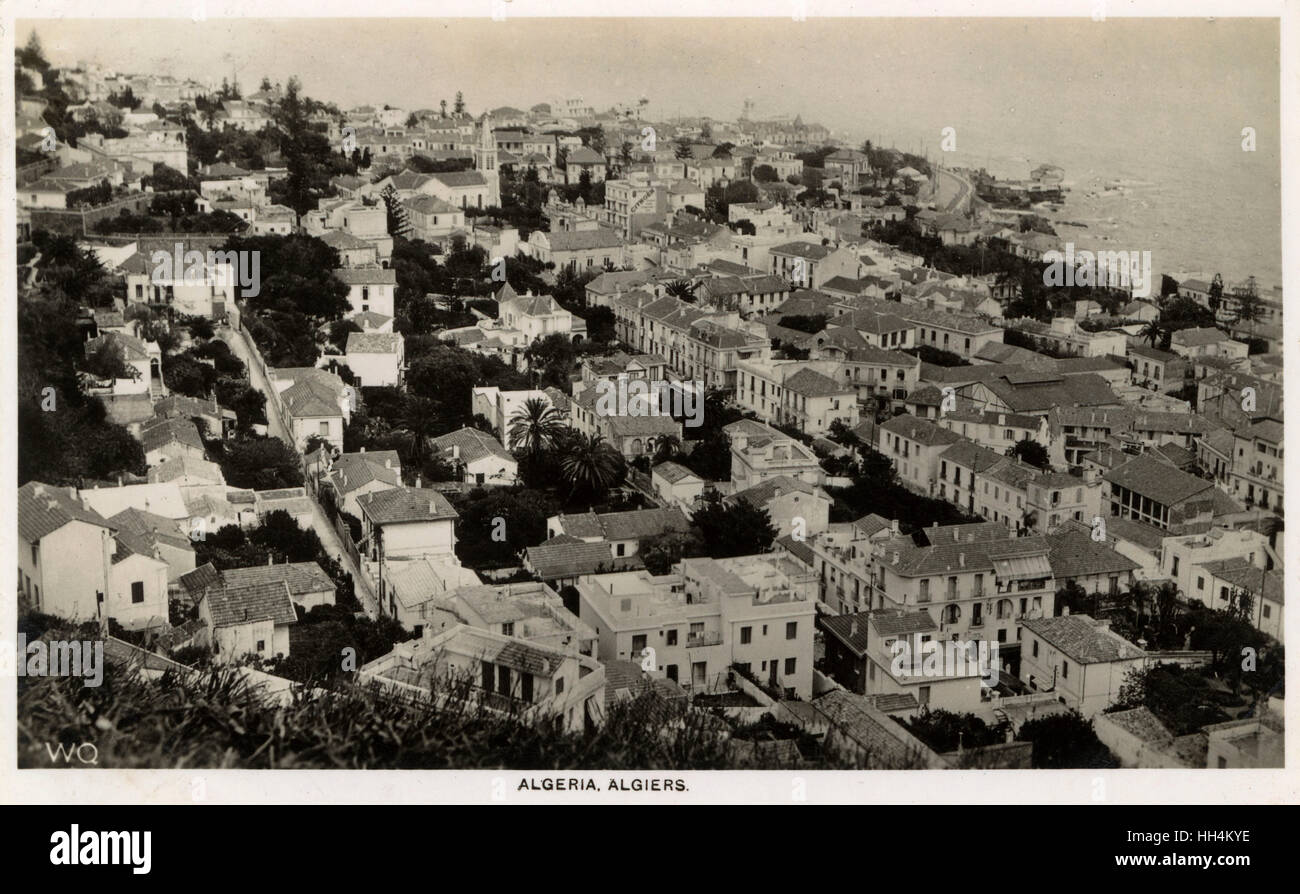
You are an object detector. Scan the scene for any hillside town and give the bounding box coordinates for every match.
[15,32,1283,771]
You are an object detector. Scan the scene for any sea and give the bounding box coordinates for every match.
[934,137,1282,293]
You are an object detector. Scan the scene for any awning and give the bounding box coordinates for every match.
[993,554,1053,581]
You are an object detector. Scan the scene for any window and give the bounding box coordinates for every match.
[502,622,514,636]
[319,421,330,436]
[615,543,626,557]
[555,676,564,695]
[498,665,512,696]
[919,579,930,602]
[918,686,931,706]
[785,622,797,640]
[131,581,144,604]
[665,665,678,682]
[1062,660,1069,679]
[1032,639,1039,658]
[666,628,678,646]
[1263,604,1271,618]
[1197,577,1205,591]
[521,673,534,703]
[256,640,265,652]
[784,657,796,675]
[1172,557,1180,575]
[632,634,647,653]
[741,626,752,644]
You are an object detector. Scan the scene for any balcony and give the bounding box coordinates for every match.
[686,631,724,648]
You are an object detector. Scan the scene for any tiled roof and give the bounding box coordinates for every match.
[652,461,699,484]
[356,486,459,524]
[347,331,401,354]
[784,367,852,397]
[326,451,401,495]
[879,414,962,447]
[939,440,1008,473]
[540,228,624,252]
[106,507,193,552]
[1104,455,1212,506]
[1045,530,1140,579]
[1021,613,1144,663]
[812,690,946,768]
[139,417,205,454]
[203,580,297,628]
[821,612,873,654]
[334,266,397,285]
[431,170,489,188]
[775,534,815,567]
[18,481,111,543]
[1171,326,1230,347]
[222,562,335,598]
[433,427,514,466]
[525,539,644,579]
[728,475,827,508]
[605,414,682,438]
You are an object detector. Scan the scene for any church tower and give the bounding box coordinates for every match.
[474,112,501,208]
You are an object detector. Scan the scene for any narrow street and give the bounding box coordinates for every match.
[220,323,380,618]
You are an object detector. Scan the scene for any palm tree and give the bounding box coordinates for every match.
[508,397,565,465]
[665,279,695,301]
[559,433,625,501]
[652,435,682,465]
[1138,318,1165,348]
[398,396,444,469]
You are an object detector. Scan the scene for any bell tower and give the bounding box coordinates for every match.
[474,112,501,208]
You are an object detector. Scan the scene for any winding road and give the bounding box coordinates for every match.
[220,322,379,618]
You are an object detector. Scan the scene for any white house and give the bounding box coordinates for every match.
[432,427,519,487]
[198,579,297,663]
[345,330,405,387]
[357,486,460,561]
[18,481,115,624]
[335,267,397,318]
[1019,613,1146,717]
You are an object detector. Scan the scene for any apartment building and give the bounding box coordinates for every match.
[733,357,860,436]
[724,418,824,490]
[575,553,817,698]
[877,414,962,496]
[1019,613,1146,717]
[870,533,1055,646]
[819,610,987,713]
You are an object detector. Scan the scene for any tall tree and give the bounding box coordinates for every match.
[507,398,565,479]
[558,432,625,503]
[691,498,777,558]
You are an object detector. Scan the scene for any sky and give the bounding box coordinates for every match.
[18,16,1280,156]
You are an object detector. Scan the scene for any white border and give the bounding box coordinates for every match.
[2,0,1297,805]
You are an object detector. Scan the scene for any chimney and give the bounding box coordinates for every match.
[1062,605,1070,616]
[452,444,460,460]
[416,475,422,488]
[385,459,392,469]
[429,500,436,514]
[890,519,900,535]
[849,619,858,638]
[268,554,273,565]
[892,551,900,565]
[953,528,960,542]
[999,414,1006,426]
[360,446,366,453]
[68,486,77,500]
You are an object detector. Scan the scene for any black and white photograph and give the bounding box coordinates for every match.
[3,1,1294,817]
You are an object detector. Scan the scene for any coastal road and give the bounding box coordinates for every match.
[935,166,973,215]
[219,323,380,618]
